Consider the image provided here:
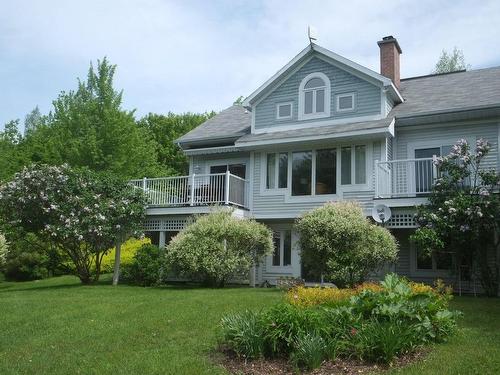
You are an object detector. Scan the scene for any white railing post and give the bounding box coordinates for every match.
[374,160,379,198]
[190,174,196,206]
[225,170,230,205]
[142,177,147,192]
[432,155,438,182]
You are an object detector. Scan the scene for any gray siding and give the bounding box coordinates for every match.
[254,56,382,130]
[395,121,499,170]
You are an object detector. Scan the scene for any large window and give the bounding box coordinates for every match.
[272,230,292,267]
[266,152,288,189]
[315,149,336,194]
[416,247,452,271]
[292,151,312,196]
[341,145,366,185]
[299,72,331,120]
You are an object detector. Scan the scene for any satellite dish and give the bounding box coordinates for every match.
[372,204,392,224]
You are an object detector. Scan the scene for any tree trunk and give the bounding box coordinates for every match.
[112,239,122,286]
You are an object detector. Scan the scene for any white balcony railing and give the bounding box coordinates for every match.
[375,157,437,198]
[130,171,249,209]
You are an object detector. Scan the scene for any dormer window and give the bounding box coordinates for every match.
[298,72,331,120]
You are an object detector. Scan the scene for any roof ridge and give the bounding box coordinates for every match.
[402,65,500,82]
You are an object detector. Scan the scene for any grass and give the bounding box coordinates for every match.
[0,276,499,375]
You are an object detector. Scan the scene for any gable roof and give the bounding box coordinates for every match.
[175,105,251,146]
[391,66,500,118]
[176,66,500,149]
[242,43,404,106]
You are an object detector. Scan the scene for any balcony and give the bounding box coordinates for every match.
[375,157,436,198]
[130,172,250,209]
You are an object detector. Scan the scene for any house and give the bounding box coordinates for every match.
[132,36,500,291]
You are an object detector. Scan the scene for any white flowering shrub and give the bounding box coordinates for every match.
[295,201,398,287]
[165,210,273,287]
[413,138,500,296]
[0,232,8,269]
[0,164,146,283]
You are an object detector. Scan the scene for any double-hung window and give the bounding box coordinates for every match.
[272,230,292,267]
[266,152,288,189]
[341,145,366,185]
[299,73,331,120]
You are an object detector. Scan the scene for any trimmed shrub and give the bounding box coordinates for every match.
[99,237,150,273]
[295,202,398,287]
[165,210,273,287]
[122,244,163,286]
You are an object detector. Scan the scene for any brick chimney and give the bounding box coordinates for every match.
[377,36,402,88]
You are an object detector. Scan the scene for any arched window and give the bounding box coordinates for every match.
[298,72,331,120]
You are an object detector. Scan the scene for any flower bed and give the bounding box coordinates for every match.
[218,274,460,371]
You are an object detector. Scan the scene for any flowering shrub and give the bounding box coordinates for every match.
[219,274,460,370]
[286,286,355,308]
[100,237,150,273]
[0,233,7,269]
[295,202,398,287]
[165,210,273,287]
[121,243,163,286]
[412,138,500,296]
[0,164,146,283]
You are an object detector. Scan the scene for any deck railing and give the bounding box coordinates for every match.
[130,171,249,208]
[375,157,437,198]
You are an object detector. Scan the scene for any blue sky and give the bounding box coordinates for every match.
[1,0,500,130]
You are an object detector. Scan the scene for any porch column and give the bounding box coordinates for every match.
[159,231,166,249]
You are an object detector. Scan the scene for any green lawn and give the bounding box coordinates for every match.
[0,276,499,375]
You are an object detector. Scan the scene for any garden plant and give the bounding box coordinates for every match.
[219,274,460,371]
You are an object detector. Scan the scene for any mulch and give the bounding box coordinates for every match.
[218,349,429,374]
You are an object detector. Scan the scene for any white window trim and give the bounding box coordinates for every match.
[298,72,331,121]
[268,229,293,269]
[276,101,293,120]
[340,143,370,188]
[409,240,452,278]
[336,92,356,112]
[262,152,288,193]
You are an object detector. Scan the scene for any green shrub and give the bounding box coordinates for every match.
[165,210,273,287]
[218,274,460,367]
[122,244,163,286]
[291,333,326,370]
[219,310,265,359]
[0,233,7,270]
[99,237,150,273]
[295,202,398,287]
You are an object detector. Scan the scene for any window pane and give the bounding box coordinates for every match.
[304,91,313,114]
[272,232,280,266]
[304,77,325,89]
[283,230,292,266]
[341,147,352,185]
[316,89,325,113]
[266,153,276,189]
[278,104,291,118]
[316,149,336,194]
[338,95,353,110]
[292,151,312,196]
[416,247,432,269]
[355,145,366,184]
[441,145,453,157]
[435,250,452,270]
[278,153,288,188]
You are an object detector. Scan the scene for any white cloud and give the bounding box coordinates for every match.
[1,0,500,129]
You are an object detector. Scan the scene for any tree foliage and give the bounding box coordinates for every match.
[433,47,470,74]
[165,210,273,287]
[295,202,398,287]
[137,111,215,176]
[412,139,500,296]
[0,164,146,283]
[0,120,28,182]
